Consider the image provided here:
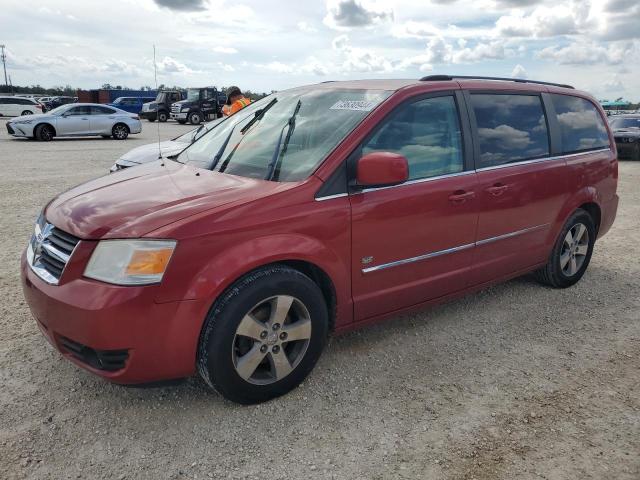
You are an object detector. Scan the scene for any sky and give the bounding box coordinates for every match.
[1,0,639,100]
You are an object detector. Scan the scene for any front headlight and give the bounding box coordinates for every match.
[181,107,190,112]
[84,239,176,285]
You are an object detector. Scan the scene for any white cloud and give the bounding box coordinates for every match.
[511,64,527,79]
[297,21,318,33]
[536,41,636,66]
[213,46,238,54]
[324,0,393,30]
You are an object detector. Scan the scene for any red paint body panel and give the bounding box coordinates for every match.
[21,78,619,385]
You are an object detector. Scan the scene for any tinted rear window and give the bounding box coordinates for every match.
[471,94,550,168]
[550,95,610,153]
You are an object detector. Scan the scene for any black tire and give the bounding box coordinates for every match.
[197,265,329,404]
[111,123,129,140]
[21,110,33,116]
[632,142,640,161]
[147,117,156,123]
[188,111,202,125]
[34,124,54,141]
[177,120,187,125]
[534,209,596,288]
[157,111,168,122]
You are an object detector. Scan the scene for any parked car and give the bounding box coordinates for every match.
[6,103,142,141]
[0,96,43,116]
[110,118,224,172]
[43,96,76,111]
[609,114,640,160]
[140,90,184,122]
[21,76,618,404]
[170,87,226,124]
[108,96,156,114]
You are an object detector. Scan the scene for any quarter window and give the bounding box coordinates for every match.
[363,96,464,180]
[550,94,610,153]
[471,94,550,168]
[92,106,116,115]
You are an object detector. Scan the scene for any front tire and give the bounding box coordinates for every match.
[112,123,129,140]
[34,124,54,141]
[158,111,168,122]
[197,265,329,404]
[188,111,202,125]
[535,209,596,288]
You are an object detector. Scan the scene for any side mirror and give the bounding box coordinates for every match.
[356,152,409,188]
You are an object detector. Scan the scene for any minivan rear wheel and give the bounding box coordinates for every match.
[21,110,33,116]
[534,209,595,288]
[197,265,329,404]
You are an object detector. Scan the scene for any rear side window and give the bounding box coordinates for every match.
[92,106,116,114]
[363,95,464,180]
[471,94,550,168]
[550,95,610,153]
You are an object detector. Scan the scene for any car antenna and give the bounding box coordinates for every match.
[153,45,164,166]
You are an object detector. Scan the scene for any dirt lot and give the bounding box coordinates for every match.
[0,118,638,480]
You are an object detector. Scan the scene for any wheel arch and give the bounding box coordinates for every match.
[551,186,602,243]
[34,122,57,136]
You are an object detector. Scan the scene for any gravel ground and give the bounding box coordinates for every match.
[0,118,638,480]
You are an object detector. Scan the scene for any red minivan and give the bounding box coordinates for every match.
[21,76,619,404]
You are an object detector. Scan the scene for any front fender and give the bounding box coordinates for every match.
[157,233,352,326]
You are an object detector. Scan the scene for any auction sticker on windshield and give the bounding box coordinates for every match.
[330,100,378,111]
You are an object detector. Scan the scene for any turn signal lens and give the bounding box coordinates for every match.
[125,248,174,275]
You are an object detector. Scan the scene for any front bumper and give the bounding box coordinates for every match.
[615,141,639,159]
[21,250,209,384]
[6,122,31,137]
[170,112,188,120]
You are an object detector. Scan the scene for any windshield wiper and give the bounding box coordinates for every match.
[265,100,302,181]
[210,122,240,171]
[240,98,278,135]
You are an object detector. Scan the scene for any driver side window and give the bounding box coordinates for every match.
[363,95,464,181]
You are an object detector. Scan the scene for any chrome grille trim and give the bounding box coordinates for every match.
[27,222,80,285]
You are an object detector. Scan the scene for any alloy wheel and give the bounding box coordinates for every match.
[113,125,128,139]
[560,222,589,276]
[232,295,312,385]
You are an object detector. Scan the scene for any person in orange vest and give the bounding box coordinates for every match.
[222,86,251,116]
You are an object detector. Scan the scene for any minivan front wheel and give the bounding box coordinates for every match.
[535,209,595,288]
[197,265,329,404]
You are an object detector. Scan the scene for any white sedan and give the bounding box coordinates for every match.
[6,103,142,141]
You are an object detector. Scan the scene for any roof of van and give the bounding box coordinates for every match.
[307,77,577,92]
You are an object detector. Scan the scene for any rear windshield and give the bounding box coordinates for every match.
[177,88,391,182]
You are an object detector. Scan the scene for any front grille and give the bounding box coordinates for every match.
[59,336,129,372]
[6,124,15,135]
[171,104,181,113]
[28,223,80,284]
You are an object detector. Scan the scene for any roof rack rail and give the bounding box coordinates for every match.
[419,75,574,90]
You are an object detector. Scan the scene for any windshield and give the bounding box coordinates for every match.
[177,88,391,182]
[156,92,165,103]
[610,117,640,129]
[47,105,73,115]
[186,89,200,102]
[112,98,124,104]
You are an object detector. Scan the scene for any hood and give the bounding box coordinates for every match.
[613,128,640,137]
[116,140,189,167]
[10,113,50,123]
[172,100,189,107]
[45,161,293,239]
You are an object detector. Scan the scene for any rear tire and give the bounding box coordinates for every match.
[158,111,168,122]
[34,124,54,141]
[21,110,33,116]
[111,123,129,140]
[534,209,595,288]
[197,265,329,404]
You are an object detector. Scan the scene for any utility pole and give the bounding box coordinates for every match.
[0,45,8,89]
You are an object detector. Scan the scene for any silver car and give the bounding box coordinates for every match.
[110,118,223,172]
[6,103,142,141]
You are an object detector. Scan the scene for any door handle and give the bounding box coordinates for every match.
[486,183,509,196]
[448,190,475,204]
